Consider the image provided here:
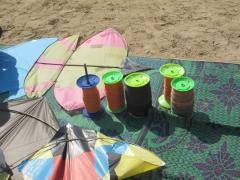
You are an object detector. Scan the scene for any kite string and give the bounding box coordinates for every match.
[37,62,122,69]
[0,99,44,143]
[36,62,153,71]
[0,108,58,132]
[35,61,152,88]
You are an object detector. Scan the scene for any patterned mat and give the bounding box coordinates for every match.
[43,56,240,179]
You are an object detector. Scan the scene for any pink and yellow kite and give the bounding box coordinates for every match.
[24,28,128,111]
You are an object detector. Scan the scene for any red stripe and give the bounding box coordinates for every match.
[34,63,63,70]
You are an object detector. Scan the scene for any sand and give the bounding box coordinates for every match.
[1,0,240,63]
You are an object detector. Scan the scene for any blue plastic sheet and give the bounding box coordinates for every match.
[0,38,57,101]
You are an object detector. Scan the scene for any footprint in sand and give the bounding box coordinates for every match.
[48,18,59,25]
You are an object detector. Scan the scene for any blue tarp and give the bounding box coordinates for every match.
[0,38,57,101]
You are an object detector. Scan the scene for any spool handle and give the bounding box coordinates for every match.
[84,64,90,84]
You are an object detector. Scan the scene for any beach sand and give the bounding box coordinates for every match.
[1,0,240,63]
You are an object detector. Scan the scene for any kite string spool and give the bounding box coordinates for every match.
[171,77,195,117]
[77,65,101,114]
[124,73,152,117]
[158,64,185,109]
[163,77,173,102]
[171,89,194,117]
[83,64,101,114]
[105,82,125,111]
[82,87,101,113]
[125,83,152,117]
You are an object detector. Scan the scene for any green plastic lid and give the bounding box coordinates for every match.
[124,72,150,87]
[159,64,185,78]
[102,71,123,85]
[171,77,195,92]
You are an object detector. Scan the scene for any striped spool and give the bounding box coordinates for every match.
[163,77,173,102]
[159,64,185,109]
[82,87,101,113]
[171,77,195,117]
[124,72,152,117]
[77,74,101,113]
[102,71,126,113]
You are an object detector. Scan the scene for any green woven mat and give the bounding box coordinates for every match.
[43,56,240,179]
[142,112,240,179]
[45,88,148,144]
[127,57,240,179]
[129,56,240,128]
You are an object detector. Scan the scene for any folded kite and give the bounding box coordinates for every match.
[0,98,60,179]
[0,148,11,180]
[24,35,80,98]
[19,124,165,180]
[54,28,128,111]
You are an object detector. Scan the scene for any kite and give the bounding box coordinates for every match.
[19,124,165,180]
[54,28,128,111]
[24,35,80,98]
[24,28,128,111]
[0,98,60,179]
[24,28,150,111]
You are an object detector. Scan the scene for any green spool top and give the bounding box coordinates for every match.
[102,71,123,85]
[171,77,195,92]
[159,64,185,78]
[124,72,150,87]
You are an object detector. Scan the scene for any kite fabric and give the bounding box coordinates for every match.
[122,57,153,75]
[0,173,9,180]
[24,35,80,98]
[0,98,60,179]
[0,148,11,180]
[0,38,57,101]
[54,28,128,111]
[19,124,165,180]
